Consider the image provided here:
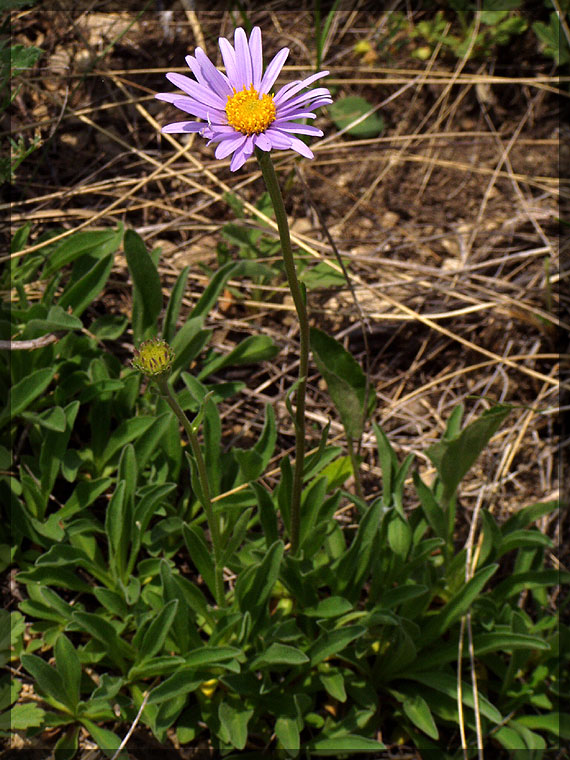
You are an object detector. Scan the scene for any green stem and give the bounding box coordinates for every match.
[155,376,226,606]
[256,148,308,555]
[347,434,364,501]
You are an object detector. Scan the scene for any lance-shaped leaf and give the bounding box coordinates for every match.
[310,327,375,440]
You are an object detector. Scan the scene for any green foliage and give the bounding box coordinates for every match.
[7,222,566,756]
[217,191,348,295]
[533,11,570,66]
[410,7,528,61]
[310,327,376,441]
[0,17,44,181]
[327,96,384,138]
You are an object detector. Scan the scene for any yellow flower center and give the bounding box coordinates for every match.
[132,338,174,377]
[225,85,276,135]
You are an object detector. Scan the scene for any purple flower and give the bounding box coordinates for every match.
[155,26,332,171]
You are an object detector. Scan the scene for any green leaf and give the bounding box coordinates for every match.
[373,422,397,506]
[22,405,68,433]
[309,733,386,754]
[99,416,156,467]
[89,313,128,340]
[422,564,498,642]
[5,701,46,730]
[249,481,279,549]
[403,671,502,723]
[198,334,279,380]
[190,261,241,319]
[163,265,190,342]
[147,669,203,705]
[427,404,511,504]
[300,260,347,289]
[20,653,72,710]
[104,480,127,579]
[302,597,354,619]
[53,725,80,760]
[185,646,242,669]
[235,540,284,621]
[309,625,366,666]
[81,718,126,759]
[416,631,550,670]
[387,511,411,559]
[413,470,447,539]
[171,317,210,379]
[182,523,217,601]
[138,599,179,661]
[221,508,253,565]
[127,655,185,681]
[332,499,382,601]
[232,403,276,483]
[0,676,21,711]
[38,400,79,506]
[328,96,384,138]
[4,366,55,424]
[218,699,253,750]
[54,634,81,711]
[310,327,375,440]
[70,612,131,671]
[502,499,560,534]
[275,715,300,753]
[249,643,309,669]
[124,229,163,343]
[26,305,83,333]
[402,694,438,739]
[497,529,552,557]
[494,569,570,600]
[517,712,570,740]
[320,669,347,702]
[58,254,114,317]
[44,227,122,277]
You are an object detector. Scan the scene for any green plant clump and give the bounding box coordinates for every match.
[3,221,567,757]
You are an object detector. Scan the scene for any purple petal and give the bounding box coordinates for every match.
[274,71,330,105]
[194,47,233,99]
[219,36,238,86]
[215,133,247,159]
[283,133,315,159]
[279,96,332,117]
[156,91,186,104]
[272,121,323,136]
[166,73,225,109]
[275,87,332,112]
[249,27,263,89]
[233,27,252,87]
[205,125,238,141]
[162,121,205,134]
[259,47,289,94]
[230,139,252,171]
[253,132,272,151]
[265,129,293,150]
[184,55,202,82]
[171,97,226,122]
[274,110,317,121]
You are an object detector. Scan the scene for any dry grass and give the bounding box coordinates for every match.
[7,6,567,521]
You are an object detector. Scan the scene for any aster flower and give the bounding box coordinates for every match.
[155,26,332,171]
[132,338,174,378]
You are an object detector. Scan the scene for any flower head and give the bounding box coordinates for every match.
[156,26,332,171]
[132,338,175,378]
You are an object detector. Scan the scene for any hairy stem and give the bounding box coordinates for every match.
[255,148,308,555]
[155,376,226,606]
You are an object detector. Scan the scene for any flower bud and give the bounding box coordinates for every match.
[132,337,174,378]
